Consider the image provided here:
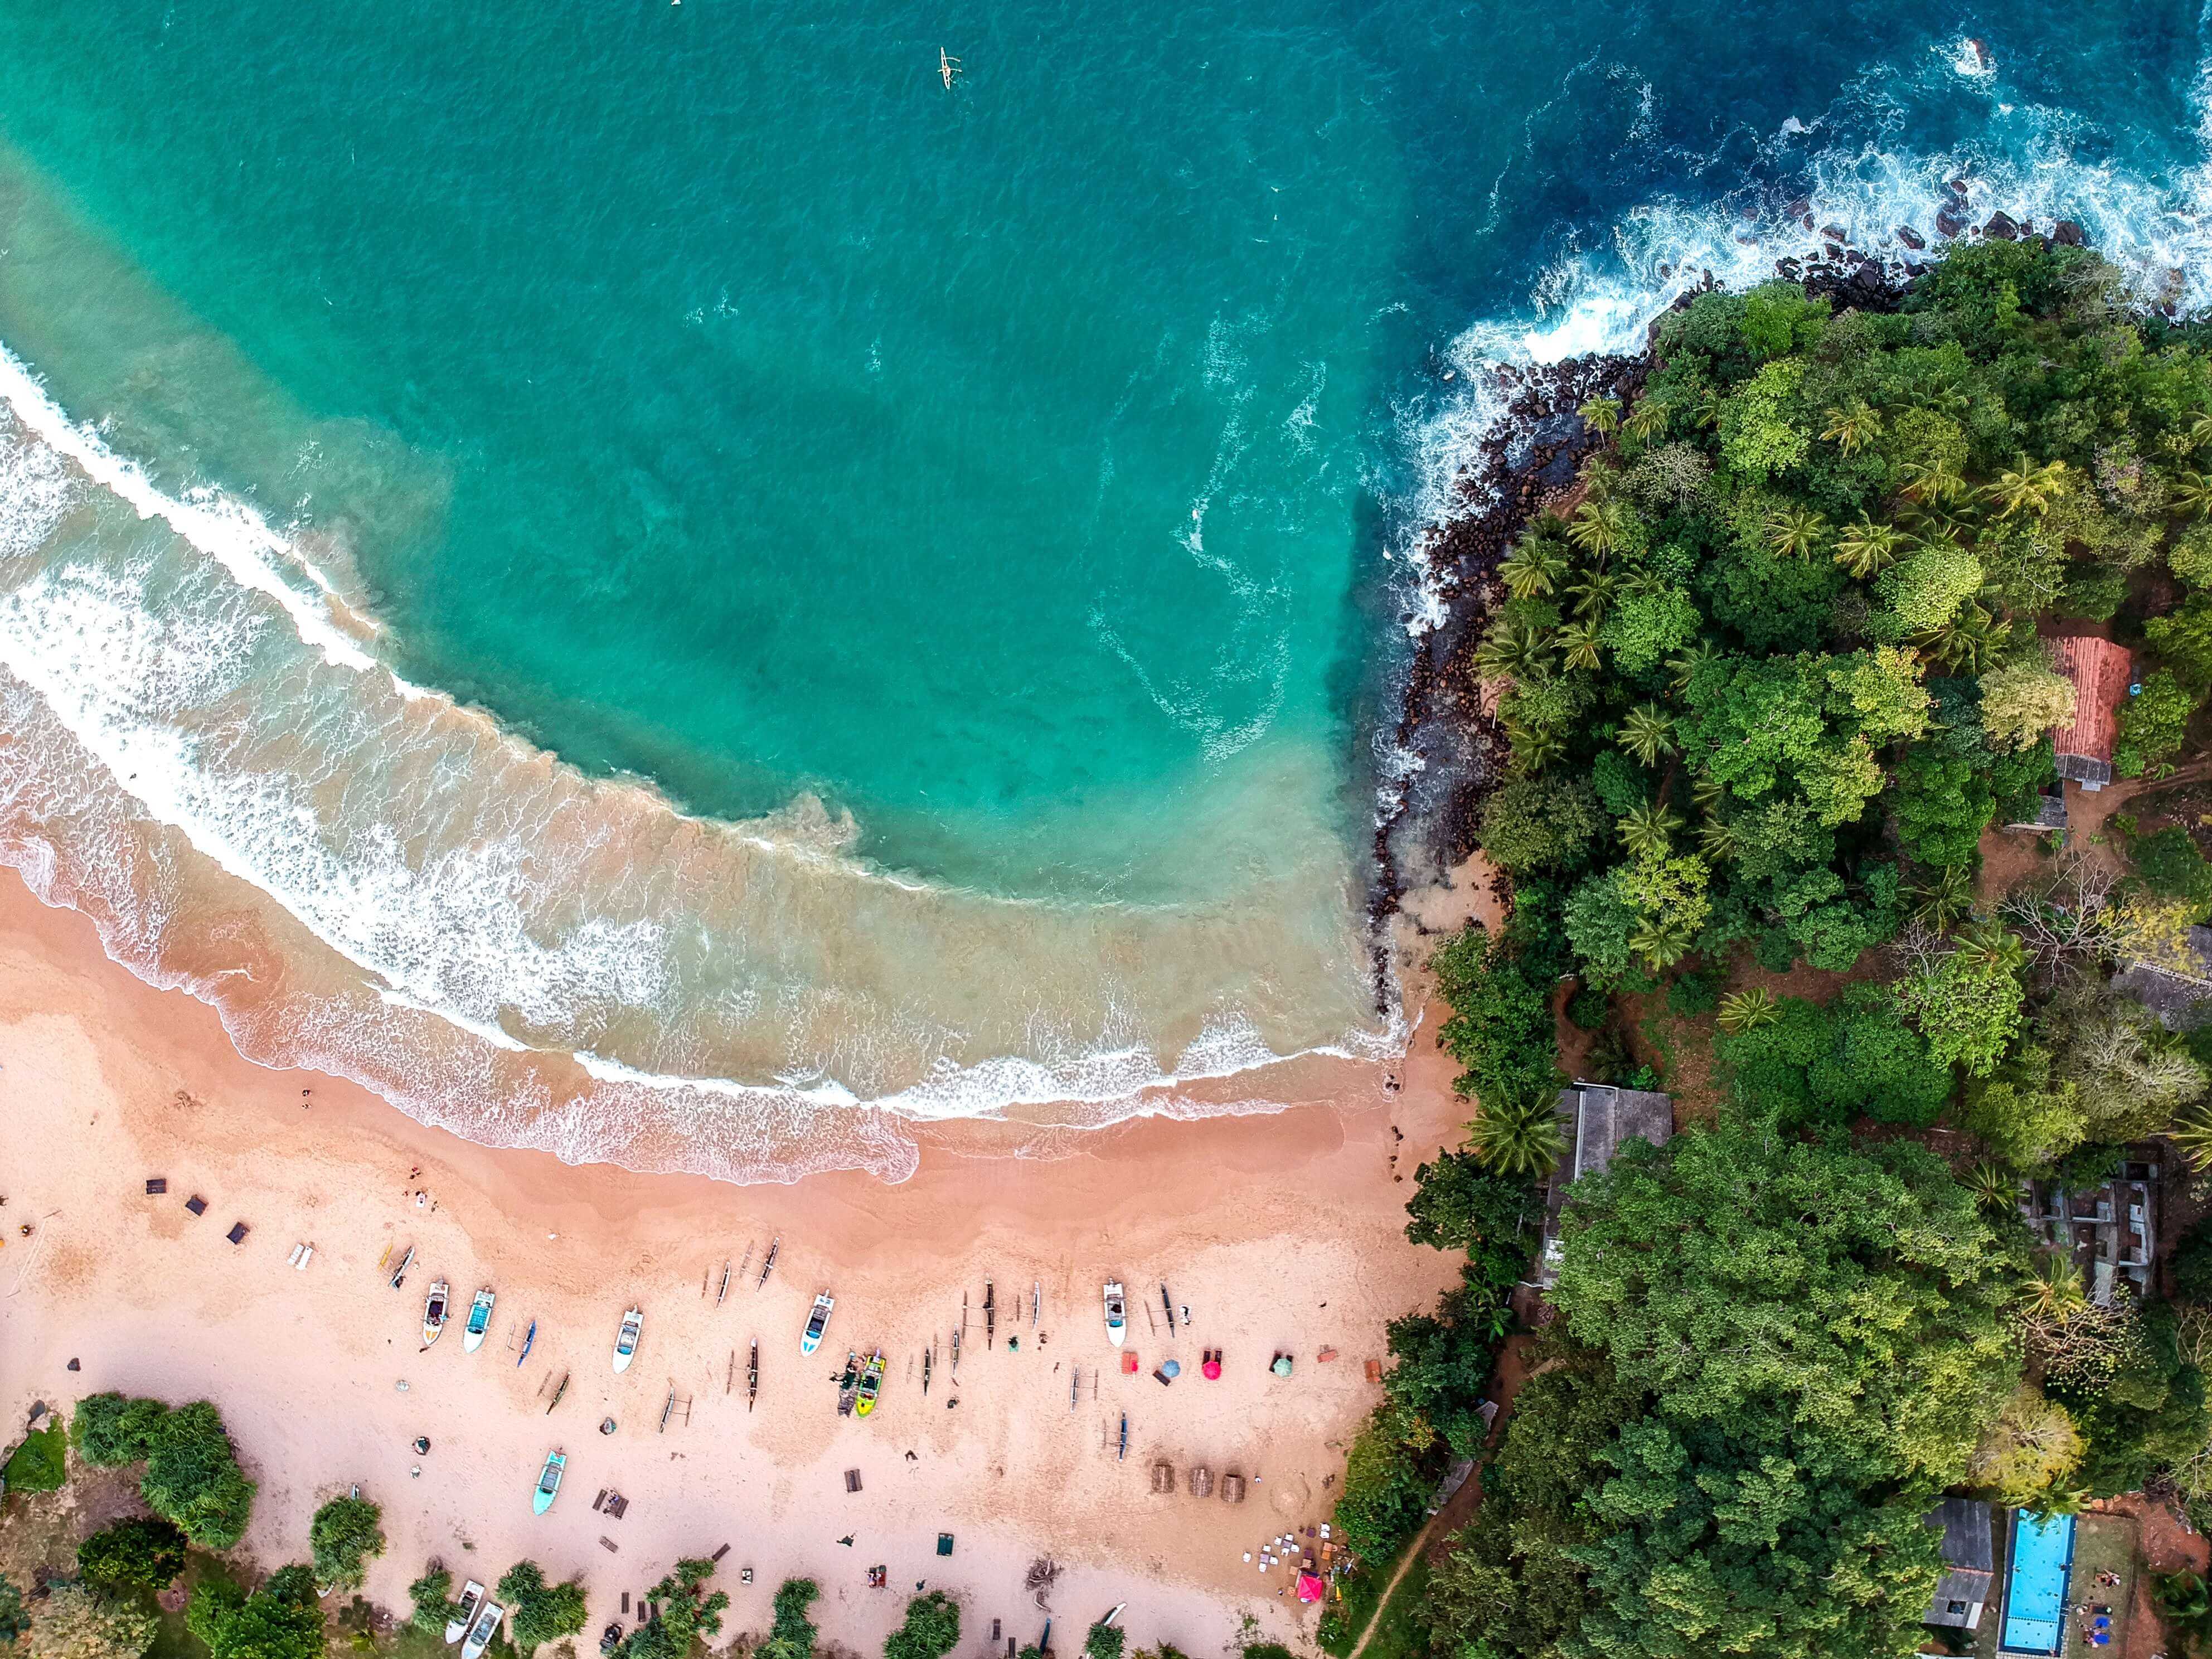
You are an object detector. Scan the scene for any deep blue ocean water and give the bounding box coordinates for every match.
[0,1,2204,1176]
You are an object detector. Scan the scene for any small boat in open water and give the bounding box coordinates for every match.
[533,1449,566,1515]
[463,1288,496,1353]
[423,1280,451,1347]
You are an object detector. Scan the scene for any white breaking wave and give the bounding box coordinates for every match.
[0,353,1395,1181]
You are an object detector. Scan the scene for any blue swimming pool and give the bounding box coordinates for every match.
[2001,1510,2077,1654]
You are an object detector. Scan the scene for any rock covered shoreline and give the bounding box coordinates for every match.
[1366,203,2088,969]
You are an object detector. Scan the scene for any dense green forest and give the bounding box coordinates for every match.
[1330,237,2212,1659]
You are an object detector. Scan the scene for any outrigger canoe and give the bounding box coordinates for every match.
[855,1350,886,1418]
[423,1280,451,1347]
[613,1308,643,1374]
[517,1318,536,1368]
[533,1449,566,1515]
[1103,1282,1127,1348]
[463,1288,496,1353]
[801,1292,833,1356]
[444,1582,484,1645]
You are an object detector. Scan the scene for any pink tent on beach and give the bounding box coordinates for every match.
[1297,1574,1325,1604]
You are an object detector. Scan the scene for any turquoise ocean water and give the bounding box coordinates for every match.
[0,3,2205,1178]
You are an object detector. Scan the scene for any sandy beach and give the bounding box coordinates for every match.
[0,867,1491,1655]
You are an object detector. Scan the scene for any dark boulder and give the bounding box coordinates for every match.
[1935,205,1967,239]
[1895,225,1925,250]
[1984,211,2019,240]
[2052,219,2085,246]
[1820,224,1847,242]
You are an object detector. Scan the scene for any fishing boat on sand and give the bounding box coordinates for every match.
[855,1350,886,1418]
[801,1292,833,1356]
[444,1581,484,1645]
[532,1449,566,1515]
[423,1280,451,1347]
[517,1319,536,1367]
[613,1308,643,1374]
[463,1288,496,1353]
[460,1602,505,1659]
[746,1340,759,1412]
[388,1244,415,1291]
[1103,1282,1127,1347]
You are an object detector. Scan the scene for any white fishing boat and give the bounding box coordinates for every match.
[801,1291,833,1356]
[612,1307,643,1374]
[1103,1282,1127,1347]
[463,1288,496,1353]
[444,1580,485,1645]
[460,1602,505,1659]
[423,1280,451,1347]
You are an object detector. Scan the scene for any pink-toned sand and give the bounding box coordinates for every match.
[0,865,1497,1654]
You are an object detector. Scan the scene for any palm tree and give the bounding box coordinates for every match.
[1907,863,1977,932]
[1618,801,1683,859]
[1984,455,2069,518]
[1696,814,1737,860]
[1566,569,1619,622]
[2021,1252,2089,1321]
[2171,1104,2212,1173]
[1558,619,1604,672]
[1715,987,1778,1034]
[2174,469,2212,521]
[1619,705,1676,765]
[1666,640,1723,697]
[1476,618,1553,682]
[1629,915,1694,972]
[1964,1160,2017,1212]
[1955,918,2027,974]
[1622,399,1670,446]
[1499,537,1568,599]
[1689,772,1725,812]
[1506,722,1565,778]
[1765,505,1830,560]
[1566,497,1634,558]
[1578,397,1622,436]
[2190,412,2212,453]
[1832,518,1905,579]
[1898,456,1967,506]
[1914,603,2007,672]
[1821,400,1882,456]
[1466,1087,1568,1180]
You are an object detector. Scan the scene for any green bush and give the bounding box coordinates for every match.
[2176,1215,2212,1304]
[2,1420,66,1494]
[2133,826,2212,912]
[1666,967,1723,1018]
[759,1579,818,1659]
[884,1594,961,1659]
[498,1561,586,1654]
[2116,671,2199,778]
[75,1395,167,1467]
[0,1571,23,1644]
[311,1496,385,1592]
[407,1567,457,1637]
[79,1517,188,1593]
[188,1567,327,1659]
[1081,1626,1124,1659]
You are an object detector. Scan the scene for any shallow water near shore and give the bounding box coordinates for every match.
[0,2,2206,1178]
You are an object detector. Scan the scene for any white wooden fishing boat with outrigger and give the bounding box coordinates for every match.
[801,1291,833,1356]
[463,1288,496,1353]
[1103,1282,1127,1347]
[532,1449,566,1515]
[423,1280,451,1347]
[460,1602,504,1659]
[612,1308,643,1374]
[444,1582,484,1645]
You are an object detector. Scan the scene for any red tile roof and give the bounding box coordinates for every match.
[2051,636,2133,764]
